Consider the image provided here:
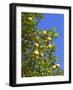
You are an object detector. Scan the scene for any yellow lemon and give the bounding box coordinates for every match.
[45,39,48,42]
[34,32,36,34]
[43,31,47,34]
[34,50,39,55]
[48,44,52,48]
[46,45,48,48]
[35,37,39,40]
[32,54,39,59]
[56,64,60,68]
[36,37,39,40]
[47,37,52,41]
[36,56,39,59]
[52,65,56,69]
[28,17,33,20]
[34,43,39,47]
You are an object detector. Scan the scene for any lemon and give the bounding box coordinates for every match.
[35,37,39,40]
[34,32,36,34]
[56,64,60,68]
[45,39,48,42]
[34,43,39,47]
[43,31,47,34]
[28,17,33,20]
[52,65,56,69]
[32,54,39,59]
[47,44,52,48]
[49,44,52,48]
[36,56,39,59]
[36,37,39,40]
[34,50,39,55]
[47,37,52,41]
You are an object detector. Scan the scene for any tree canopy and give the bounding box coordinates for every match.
[21,12,64,77]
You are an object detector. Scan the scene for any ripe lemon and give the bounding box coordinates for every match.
[34,32,36,34]
[48,44,52,48]
[56,64,60,68]
[36,37,39,40]
[34,50,39,55]
[47,37,52,41]
[47,44,52,48]
[34,43,39,47]
[43,31,47,34]
[45,39,47,42]
[36,56,39,59]
[28,17,33,20]
[52,65,56,69]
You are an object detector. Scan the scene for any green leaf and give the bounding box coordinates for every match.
[54,32,59,38]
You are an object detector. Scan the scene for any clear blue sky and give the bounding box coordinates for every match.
[37,13,64,69]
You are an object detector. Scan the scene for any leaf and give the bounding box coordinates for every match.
[54,32,59,38]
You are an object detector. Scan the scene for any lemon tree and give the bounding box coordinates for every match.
[21,13,64,77]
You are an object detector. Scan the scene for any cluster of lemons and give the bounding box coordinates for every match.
[31,30,60,71]
[32,50,38,59]
[43,31,52,48]
[22,16,61,77]
[24,17,34,25]
[52,64,60,69]
[32,30,53,59]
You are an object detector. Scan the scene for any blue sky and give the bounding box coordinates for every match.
[37,13,64,69]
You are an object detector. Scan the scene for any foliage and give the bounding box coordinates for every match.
[21,12,64,77]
